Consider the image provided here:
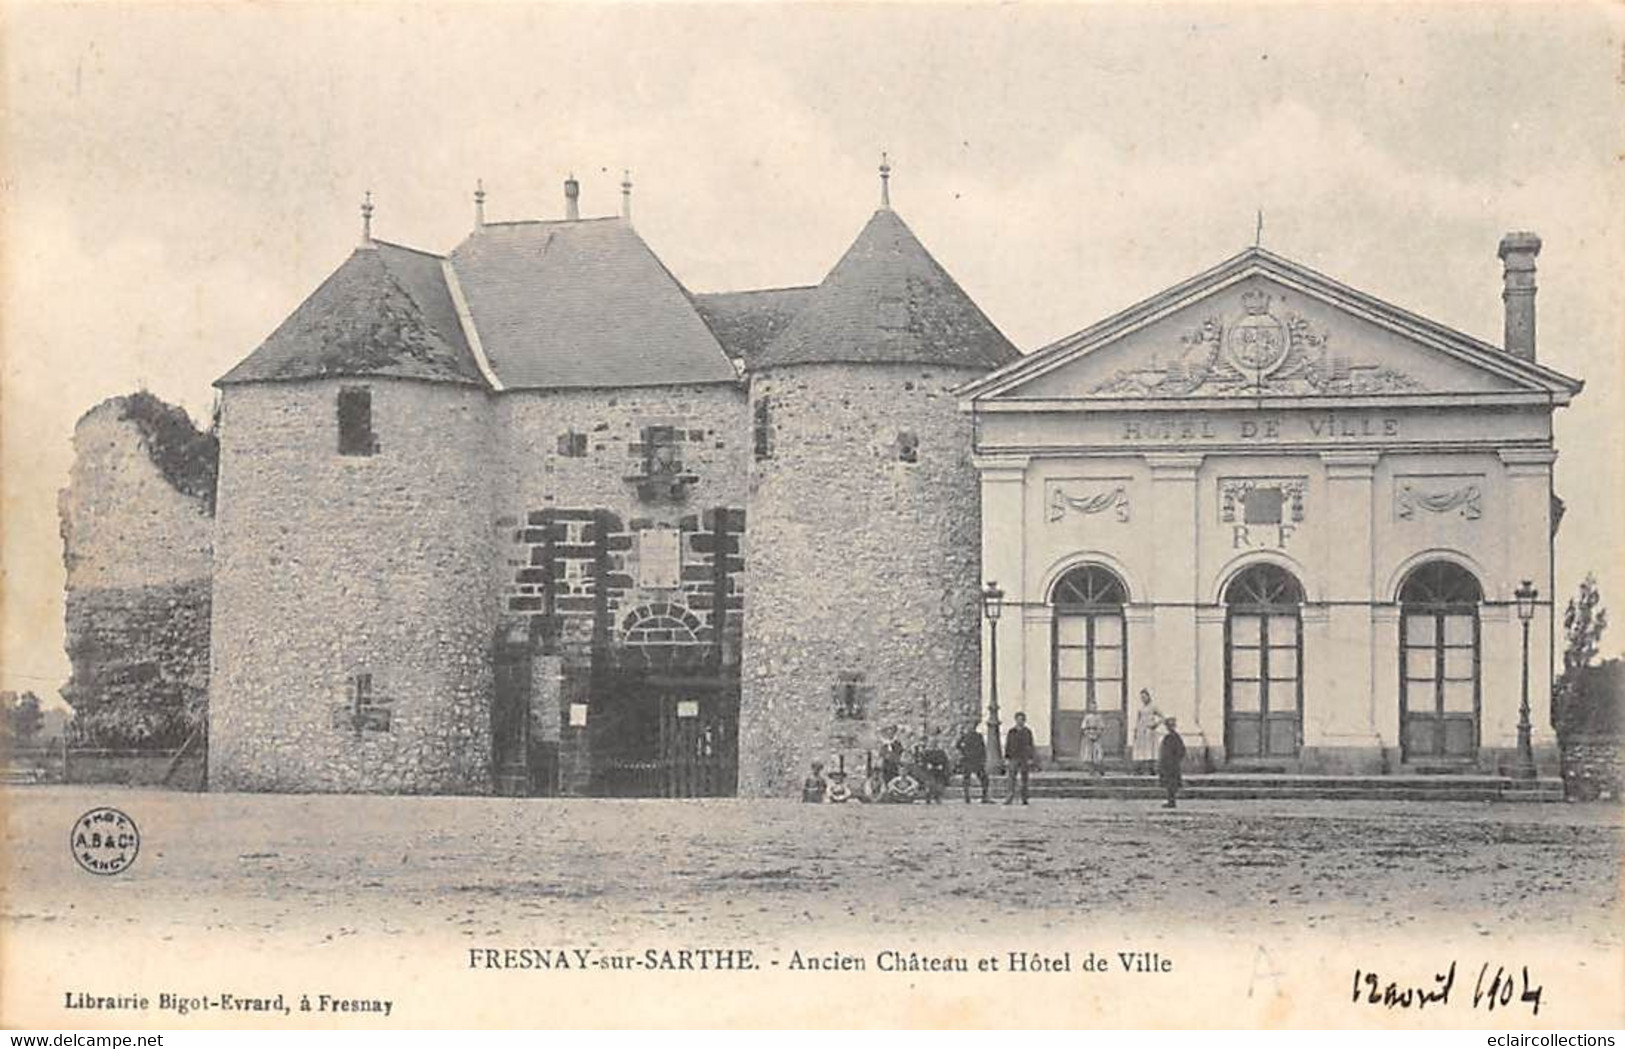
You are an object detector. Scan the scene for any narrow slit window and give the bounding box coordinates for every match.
[753,398,773,460]
[337,387,376,456]
[334,671,392,734]
[557,430,588,457]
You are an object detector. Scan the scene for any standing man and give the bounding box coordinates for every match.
[955,721,990,804]
[919,736,952,804]
[1003,712,1037,806]
[878,725,905,785]
[1158,716,1187,809]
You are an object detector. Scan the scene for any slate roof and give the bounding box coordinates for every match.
[692,285,816,369]
[755,208,1020,372]
[218,242,484,386]
[448,218,739,389]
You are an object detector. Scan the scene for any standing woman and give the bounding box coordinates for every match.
[1131,688,1162,776]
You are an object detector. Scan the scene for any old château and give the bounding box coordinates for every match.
[61,162,1581,794]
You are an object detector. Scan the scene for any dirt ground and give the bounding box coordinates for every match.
[5,786,1619,950]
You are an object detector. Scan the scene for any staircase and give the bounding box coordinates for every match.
[1027,771,1564,802]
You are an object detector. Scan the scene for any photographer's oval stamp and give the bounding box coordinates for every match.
[70,807,140,876]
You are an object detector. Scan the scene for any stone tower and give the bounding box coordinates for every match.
[209,225,498,793]
[739,192,1021,795]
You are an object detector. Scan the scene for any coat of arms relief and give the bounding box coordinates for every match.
[1090,290,1426,397]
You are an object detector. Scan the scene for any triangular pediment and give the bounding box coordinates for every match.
[963,249,1580,405]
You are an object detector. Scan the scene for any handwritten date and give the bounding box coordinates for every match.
[1352,962,1542,1016]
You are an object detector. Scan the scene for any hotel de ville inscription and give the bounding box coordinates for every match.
[1117,413,1402,443]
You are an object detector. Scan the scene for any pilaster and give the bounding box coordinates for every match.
[1146,453,1205,751]
[1496,448,1557,758]
[1312,451,1384,759]
[976,456,1029,739]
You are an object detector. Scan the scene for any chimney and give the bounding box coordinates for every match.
[1498,231,1541,360]
[564,174,580,221]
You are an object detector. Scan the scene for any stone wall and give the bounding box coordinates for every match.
[208,379,497,793]
[493,385,749,794]
[59,395,215,747]
[1560,735,1622,802]
[741,362,988,795]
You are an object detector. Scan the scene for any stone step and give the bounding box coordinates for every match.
[1030,772,1553,786]
[1023,774,1563,802]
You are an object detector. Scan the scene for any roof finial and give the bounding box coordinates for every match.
[1255,207,1264,248]
[879,151,892,209]
[621,169,633,224]
[360,190,375,249]
[564,172,580,221]
[474,179,486,228]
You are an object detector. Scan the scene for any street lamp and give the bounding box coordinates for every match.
[1513,579,1538,780]
[982,581,1005,772]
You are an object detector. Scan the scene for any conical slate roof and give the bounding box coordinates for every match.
[755,208,1019,371]
[218,242,484,386]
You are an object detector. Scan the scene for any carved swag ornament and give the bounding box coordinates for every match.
[1048,485,1131,523]
[1396,481,1483,521]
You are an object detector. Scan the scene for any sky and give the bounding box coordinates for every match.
[4,3,1623,705]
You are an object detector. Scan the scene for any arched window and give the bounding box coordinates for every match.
[621,603,703,646]
[1050,565,1130,761]
[1399,561,1482,761]
[1223,563,1305,608]
[1224,563,1304,761]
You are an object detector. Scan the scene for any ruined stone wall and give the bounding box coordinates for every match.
[494,385,749,793]
[1561,735,1622,802]
[59,396,215,747]
[741,363,987,795]
[208,379,497,793]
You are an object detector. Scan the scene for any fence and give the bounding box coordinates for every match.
[2,735,206,790]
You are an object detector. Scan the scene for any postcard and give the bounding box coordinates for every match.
[3,2,1621,1031]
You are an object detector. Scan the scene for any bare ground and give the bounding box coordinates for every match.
[4,787,1618,953]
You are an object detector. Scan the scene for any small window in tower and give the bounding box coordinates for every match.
[896,430,919,464]
[333,671,392,734]
[557,430,588,457]
[877,297,908,330]
[753,398,773,461]
[337,387,377,456]
[1242,487,1284,525]
[833,672,870,721]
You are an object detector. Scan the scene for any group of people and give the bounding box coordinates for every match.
[800,691,1188,810]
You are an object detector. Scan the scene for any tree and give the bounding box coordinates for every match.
[1554,573,1609,737]
[3,691,45,745]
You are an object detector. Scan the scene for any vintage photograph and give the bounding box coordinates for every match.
[2,2,1621,1031]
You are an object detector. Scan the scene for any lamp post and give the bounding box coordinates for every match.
[982,581,1005,773]
[1514,579,1538,780]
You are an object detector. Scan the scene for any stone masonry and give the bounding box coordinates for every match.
[208,379,497,793]
[741,363,987,793]
[59,395,215,747]
[493,385,749,794]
